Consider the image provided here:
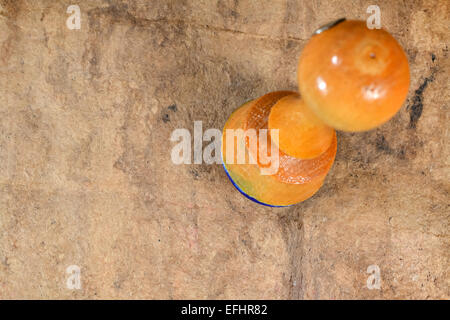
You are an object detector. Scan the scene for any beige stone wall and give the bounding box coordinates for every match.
[0,0,448,299]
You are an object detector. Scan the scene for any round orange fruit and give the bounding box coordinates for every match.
[298,20,410,131]
[268,93,335,159]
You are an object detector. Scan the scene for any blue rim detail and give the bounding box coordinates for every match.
[222,163,291,208]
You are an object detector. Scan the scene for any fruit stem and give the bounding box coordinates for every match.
[313,18,346,36]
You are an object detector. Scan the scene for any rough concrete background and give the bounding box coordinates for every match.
[0,0,448,299]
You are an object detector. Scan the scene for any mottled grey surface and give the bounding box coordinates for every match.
[0,0,448,299]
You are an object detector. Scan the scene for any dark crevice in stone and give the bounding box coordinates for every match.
[407,68,436,129]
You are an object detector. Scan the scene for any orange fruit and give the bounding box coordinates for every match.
[221,92,337,206]
[268,93,334,159]
[298,20,410,131]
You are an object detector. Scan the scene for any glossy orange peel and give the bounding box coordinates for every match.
[268,93,335,159]
[298,20,410,131]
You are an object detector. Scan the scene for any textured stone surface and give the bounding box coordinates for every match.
[0,0,448,299]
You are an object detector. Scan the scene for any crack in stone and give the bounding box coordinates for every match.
[87,5,306,43]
